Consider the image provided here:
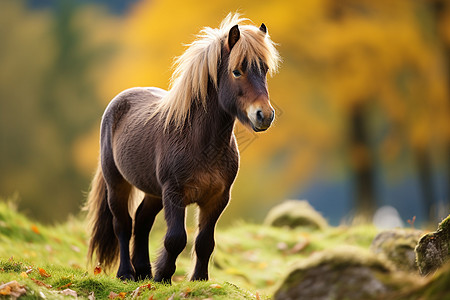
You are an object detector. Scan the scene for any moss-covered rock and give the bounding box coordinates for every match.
[264,200,328,230]
[387,261,450,300]
[370,229,423,272]
[274,246,415,300]
[415,214,450,276]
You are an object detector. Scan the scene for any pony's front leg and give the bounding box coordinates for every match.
[132,194,163,280]
[154,188,187,284]
[191,192,229,281]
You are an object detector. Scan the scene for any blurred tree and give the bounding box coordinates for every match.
[0,0,118,222]
[96,0,450,223]
[429,0,450,216]
[2,0,449,224]
[349,103,376,218]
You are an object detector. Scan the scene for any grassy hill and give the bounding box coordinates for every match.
[0,198,448,299]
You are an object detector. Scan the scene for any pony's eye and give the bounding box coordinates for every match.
[232,70,242,78]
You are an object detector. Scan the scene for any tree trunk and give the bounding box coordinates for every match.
[349,103,376,219]
[415,148,437,222]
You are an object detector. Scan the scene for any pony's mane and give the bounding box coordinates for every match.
[152,13,281,130]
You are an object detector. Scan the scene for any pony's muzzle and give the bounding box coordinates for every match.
[248,104,275,132]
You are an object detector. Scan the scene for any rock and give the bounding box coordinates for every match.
[415,214,450,276]
[264,200,328,230]
[394,261,450,299]
[370,229,424,272]
[273,246,415,300]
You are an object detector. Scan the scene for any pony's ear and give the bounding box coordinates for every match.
[228,25,240,51]
[260,23,267,34]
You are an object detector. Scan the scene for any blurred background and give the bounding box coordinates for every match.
[1,0,449,227]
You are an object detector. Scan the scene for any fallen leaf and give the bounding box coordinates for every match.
[179,286,192,297]
[210,283,222,289]
[108,291,126,299]
[148,295,155,300]
[20,272,28,278]
[140,283,155,290]
[61,288,77,298]
[257,262,267,270]
[94,266,102,275]
[30,278,52,289]
[0,281,27,298]
[277,242,288,251]
[88,291,95,300]
[265,279,275,286]
[167,293,176,300]
[0,285,10,296]
[58,283,73,290]
[39,268,51,278]
[71,245,80,253]
[288,240,310,254]
[71,263,82,269]
[255,291,260,300]
[31,224,40,234]
[131,284,155,299]
[131,287,142,299]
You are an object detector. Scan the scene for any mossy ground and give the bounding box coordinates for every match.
[0,199,445,299]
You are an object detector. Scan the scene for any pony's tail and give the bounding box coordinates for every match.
[85,163,119,271]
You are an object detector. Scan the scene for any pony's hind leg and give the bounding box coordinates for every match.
[106,180,135,280]
[191,193,229,281]
[154,187,187,284]
[132,194,163,280]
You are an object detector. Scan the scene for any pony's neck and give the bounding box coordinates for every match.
[189,83,235,147]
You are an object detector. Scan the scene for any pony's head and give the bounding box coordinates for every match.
[154,14,280,131]
[218,20,280,132]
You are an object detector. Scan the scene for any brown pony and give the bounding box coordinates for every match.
[86,14,280,283]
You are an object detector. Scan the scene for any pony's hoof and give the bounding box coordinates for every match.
[135,271,152,281]
[133,263,152,281]
[153,275,172,284]
[117,270,136,281]
[190,275,208,281]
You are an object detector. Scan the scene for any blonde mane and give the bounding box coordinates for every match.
[153,13,281,130]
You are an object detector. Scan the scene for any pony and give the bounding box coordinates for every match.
[86,13,280,283]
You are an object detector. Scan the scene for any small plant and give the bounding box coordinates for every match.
[407,216,416,229]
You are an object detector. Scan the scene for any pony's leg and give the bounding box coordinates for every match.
[131,194,163,280]
[107,181,135,280]
[191,193,229,281]
[154,188,187,284]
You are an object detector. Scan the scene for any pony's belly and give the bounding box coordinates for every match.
[126,173,161,197]
[114,154,161,196]
[183,170,227,205]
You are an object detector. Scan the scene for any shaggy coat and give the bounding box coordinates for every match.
[86,13,280,283]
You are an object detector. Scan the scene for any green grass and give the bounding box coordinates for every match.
[0,198,385,299]
[0,258,255,299]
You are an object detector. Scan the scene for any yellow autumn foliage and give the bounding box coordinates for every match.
[85,0,450,221]
[2,0,448,222]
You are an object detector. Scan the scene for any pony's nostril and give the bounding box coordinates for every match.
[270,110,275,122]
[256,110,264,122]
